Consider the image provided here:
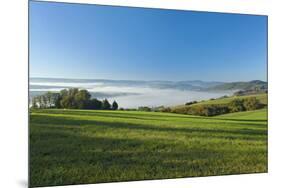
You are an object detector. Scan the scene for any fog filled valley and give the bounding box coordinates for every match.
[30,78,236,108]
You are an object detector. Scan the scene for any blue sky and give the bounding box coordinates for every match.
[29,1,267,82]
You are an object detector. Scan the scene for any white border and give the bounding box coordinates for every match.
[1,0,281,188]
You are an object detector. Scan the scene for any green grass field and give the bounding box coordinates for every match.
[30,108,267,187]
[218,108,267,120]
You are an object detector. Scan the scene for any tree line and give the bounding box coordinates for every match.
[31,88,118,110]
[31,88,265,116]
[133,97,265,117]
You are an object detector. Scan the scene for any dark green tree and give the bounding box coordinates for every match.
[59,88,80,108]
[112,101,118,110]
[102,99,111,110]
[60,95,74,109]
[75,89,91,109]
[89,98,102,109]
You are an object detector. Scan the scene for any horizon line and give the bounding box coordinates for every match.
[29,76,267,83]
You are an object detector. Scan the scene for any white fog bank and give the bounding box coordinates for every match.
[30,80,233,108]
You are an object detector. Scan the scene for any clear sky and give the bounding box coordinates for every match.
[29,1,267,82]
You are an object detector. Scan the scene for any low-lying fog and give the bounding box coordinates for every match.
[30,79,233,108]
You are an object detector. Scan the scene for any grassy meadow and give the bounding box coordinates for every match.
[30,106,268,187]
[172,93,267,111]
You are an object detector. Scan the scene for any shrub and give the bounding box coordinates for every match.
[243,97,264,111]
[171,104,230,116]
[161,107,171,113]
[185,101,198,106]
[138,106,151,112]
[228,99,245,112]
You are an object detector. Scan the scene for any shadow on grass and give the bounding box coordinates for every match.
[32,109,187,121]
[30,127,264,188]
[32,109,267,123]
[30,114,267,138]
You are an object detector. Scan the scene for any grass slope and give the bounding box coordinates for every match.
[30,109,267,187]
[172,93,267,110]
[218,108,267,121]
[194,93,267,105]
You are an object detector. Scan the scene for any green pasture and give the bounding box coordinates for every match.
[30,108,267,187]
[192,93,267,106]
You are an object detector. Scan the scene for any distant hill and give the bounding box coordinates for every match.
[30,78,267,92]
[30,77,224,91]
[177,80,224,88]
[207,80,267,91]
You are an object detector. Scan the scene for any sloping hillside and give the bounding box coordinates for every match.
[207,80,267,91]
[171,93,267,116]
[191,93,267,106]
[217,108,267,121]
[173,93,267,109]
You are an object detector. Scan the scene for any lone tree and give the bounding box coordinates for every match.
[112,101,118,110]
